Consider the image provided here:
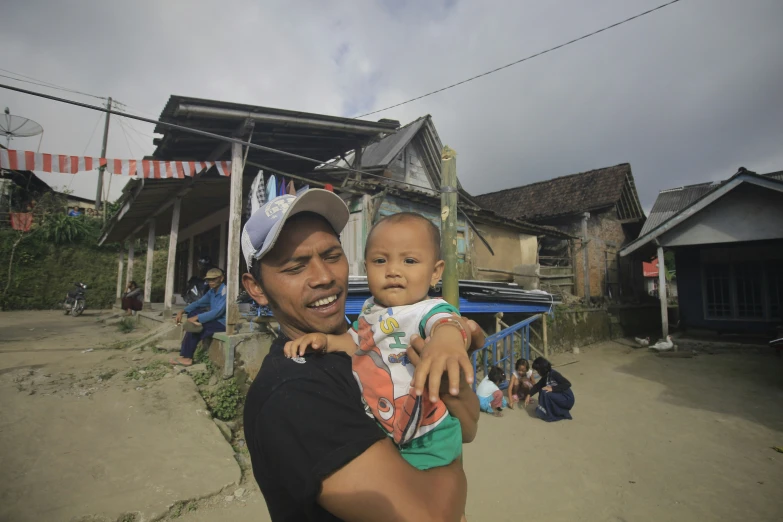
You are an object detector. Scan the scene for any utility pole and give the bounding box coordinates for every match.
[440,146,459,308]
[94,97,112,212]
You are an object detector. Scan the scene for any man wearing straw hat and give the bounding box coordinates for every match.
[171,268,226,367]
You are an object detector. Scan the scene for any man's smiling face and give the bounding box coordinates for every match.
[243,213,349,340]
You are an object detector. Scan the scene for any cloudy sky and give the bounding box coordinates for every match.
[1,0,781,211]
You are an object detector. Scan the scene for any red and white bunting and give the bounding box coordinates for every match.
[0,149,231,178]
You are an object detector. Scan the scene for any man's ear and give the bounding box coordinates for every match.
[242,273,268,306]
[430,260,445,287]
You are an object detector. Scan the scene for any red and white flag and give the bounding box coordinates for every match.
[0,149,231,178]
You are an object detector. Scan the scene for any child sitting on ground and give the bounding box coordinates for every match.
[508,358,535,409]
[476,365,507,416]
[284,212,478,473]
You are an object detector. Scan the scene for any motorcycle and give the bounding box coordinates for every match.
[63,282,87,317]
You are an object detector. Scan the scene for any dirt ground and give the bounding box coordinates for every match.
[1,311,782,521]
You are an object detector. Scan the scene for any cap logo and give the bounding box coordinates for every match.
[265,197,292,218]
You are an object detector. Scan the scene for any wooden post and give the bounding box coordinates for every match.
[657,245,669,338]
[187,237,194,279]
[143,220,155,308]
[164,198,181,315]
[440,146,459,308]
[226,143,244,334]
[495,312,503,334]
[218,221,227,269]
[542,313,549,358]
[116,251,124,303]
[126,238,135,286]
[581,212,591,300]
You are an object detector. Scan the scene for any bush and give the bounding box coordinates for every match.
[208,378,242,421]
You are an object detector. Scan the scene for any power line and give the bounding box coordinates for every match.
[117,117,138,158]
[354,0,683,118]
[118,118,148,156]
[0,69,106,100]
[1,82,502,251]
[0,82,455,195]
[81,113,104,156]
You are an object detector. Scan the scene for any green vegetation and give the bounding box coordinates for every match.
[0,191,169,310]
[207,378,242,421]
[117,317,136,333]
[125,360,168,382]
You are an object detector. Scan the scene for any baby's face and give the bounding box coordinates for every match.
[364,219,443,308]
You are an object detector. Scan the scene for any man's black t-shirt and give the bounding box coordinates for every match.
[244,334,385,521]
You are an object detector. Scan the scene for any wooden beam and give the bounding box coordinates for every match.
[126,238,135,285]
[164,198,181,314]
[144,220,155,306]
[657,245,669,338]
[116,251,124,303]
[542,313,549,358]
[187,237,194,279]
[226,143,244,334]
[218,220,227,270]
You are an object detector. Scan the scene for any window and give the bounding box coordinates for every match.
[769,261,783,321]
[704,264,732,318]
[702,260,783,321]
[734,262,763,318]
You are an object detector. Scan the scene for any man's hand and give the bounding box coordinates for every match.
[411,327,473,402]
[524,395,532,407]
[284,333,328,358]
[187,315,199,324]
[543,385,553,392]
[175,310,184,324]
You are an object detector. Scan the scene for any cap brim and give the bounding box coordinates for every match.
[255,189,349,262]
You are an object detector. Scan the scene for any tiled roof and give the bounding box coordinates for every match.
[474,163,637,221]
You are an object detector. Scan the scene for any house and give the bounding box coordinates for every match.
[620,168,783,335]
[99,97,569,327]
[474,164,646,300]
[642,257,678,298]
[317,115,571,282]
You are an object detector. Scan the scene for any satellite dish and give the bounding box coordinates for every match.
[1,108,44,149]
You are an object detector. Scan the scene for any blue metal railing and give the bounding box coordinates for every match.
[471,315,541,391]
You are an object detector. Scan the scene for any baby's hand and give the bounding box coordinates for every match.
[283,333,328,358]
[411,323,474,403]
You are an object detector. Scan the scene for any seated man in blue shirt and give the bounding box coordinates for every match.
[171,268,227,367]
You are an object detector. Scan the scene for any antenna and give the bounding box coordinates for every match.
[1,108,44,150]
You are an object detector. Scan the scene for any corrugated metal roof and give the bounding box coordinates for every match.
[359,117,426,167]
[640,169,783,236]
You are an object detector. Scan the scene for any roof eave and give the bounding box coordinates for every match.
[620,173,783,257]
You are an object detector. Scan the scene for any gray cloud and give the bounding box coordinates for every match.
[1,0,781,212]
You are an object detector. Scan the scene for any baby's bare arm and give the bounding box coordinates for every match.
[326,332,357,354]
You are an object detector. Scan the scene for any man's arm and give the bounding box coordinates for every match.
[319,438,467,522]
[197,289,226,324]
[440,371,479,443]
[183,291,210,315]
[251,376,466,522]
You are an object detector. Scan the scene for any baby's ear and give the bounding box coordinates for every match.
[431,260,445,286]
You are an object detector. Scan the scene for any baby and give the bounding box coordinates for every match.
[285,212,477,471]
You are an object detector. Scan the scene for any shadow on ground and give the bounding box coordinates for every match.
[615,349,783,433]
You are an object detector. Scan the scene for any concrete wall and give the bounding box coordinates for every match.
[661,183,783,247]
[471,223,537,282]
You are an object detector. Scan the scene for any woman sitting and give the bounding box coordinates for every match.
[476,366,508,417]
[121,281,143,316]
[507,358,535,409]
[525,357,575,422]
